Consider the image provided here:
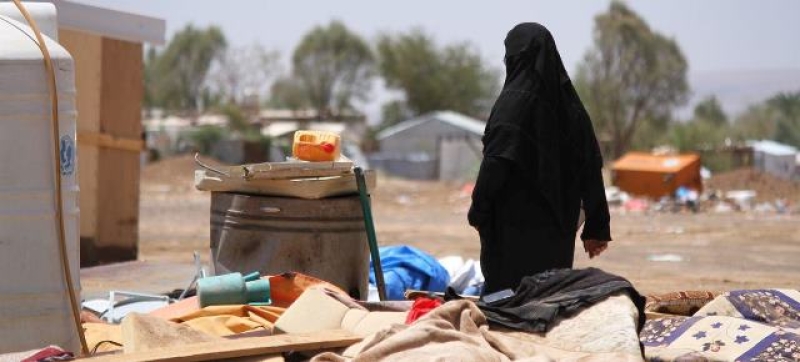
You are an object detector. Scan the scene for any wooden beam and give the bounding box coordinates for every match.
[78,132,145,153]
[58,28,102,244]
[28,0,166,44]
[95,36,143,260]
[79,330,361,362]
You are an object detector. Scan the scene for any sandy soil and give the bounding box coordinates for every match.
[125,156,800,296]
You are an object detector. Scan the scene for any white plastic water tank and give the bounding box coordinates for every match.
[0,8,81,354]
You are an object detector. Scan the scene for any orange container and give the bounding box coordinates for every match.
[292,130,341,162]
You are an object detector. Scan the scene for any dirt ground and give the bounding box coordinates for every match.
[119,156,800,297]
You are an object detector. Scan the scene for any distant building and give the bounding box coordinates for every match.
[142,114,231,156]
[257,108,365,124]
[256,108,368,161]
[371,111,485,181]
[749,140,798,180]
[142,116,192,156]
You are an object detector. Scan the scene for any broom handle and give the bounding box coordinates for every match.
[354,167,387,301]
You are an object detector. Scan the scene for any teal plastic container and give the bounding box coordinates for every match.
[197,271,271,307]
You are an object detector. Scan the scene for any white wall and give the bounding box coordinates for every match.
[754,151,797,180]
[439,136,483,181]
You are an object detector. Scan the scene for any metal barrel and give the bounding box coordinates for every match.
[210,192,369,299]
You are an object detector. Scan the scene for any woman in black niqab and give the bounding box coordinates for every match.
[468,23,611,295]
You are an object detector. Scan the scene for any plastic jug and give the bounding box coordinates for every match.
[292,130,341,162]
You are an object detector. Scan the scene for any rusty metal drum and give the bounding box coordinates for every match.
[210,192,369,299]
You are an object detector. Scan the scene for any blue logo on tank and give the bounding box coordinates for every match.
[60,135,75,176]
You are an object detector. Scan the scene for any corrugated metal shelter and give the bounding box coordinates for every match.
[371,111,485,181]
[612,152,702,198]
[750,140,798,180]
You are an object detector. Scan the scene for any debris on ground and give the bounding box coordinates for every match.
[705,167,800,204]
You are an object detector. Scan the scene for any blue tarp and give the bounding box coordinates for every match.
[369,245,450,300]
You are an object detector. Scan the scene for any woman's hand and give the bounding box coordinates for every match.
[583,239,608,259]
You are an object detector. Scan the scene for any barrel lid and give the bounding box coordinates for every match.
[0,14,71,61]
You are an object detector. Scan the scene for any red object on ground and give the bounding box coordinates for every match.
[623,198,650,212]
[405,297,443,324]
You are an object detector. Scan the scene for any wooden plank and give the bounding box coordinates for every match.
[241,160,353,180]
[78,131,145,152]
[121,314,219,354]
[79,330,361,362]
[95,36,142,258]
[58,28,102,243]
[194,155,354,180]
[195,170,377,200]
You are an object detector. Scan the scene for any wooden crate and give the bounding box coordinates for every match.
[59,28,144,266]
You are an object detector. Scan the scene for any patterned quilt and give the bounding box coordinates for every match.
[641,289,800,362]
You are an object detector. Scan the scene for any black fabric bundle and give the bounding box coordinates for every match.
[477,267,646,334]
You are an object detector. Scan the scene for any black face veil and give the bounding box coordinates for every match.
[482,22,603,233]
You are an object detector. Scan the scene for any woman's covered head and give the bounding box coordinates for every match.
[503,23,568,89]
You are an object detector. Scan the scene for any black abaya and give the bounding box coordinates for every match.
[469,23,611,295]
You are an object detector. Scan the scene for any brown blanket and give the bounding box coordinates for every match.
[312,300,643,362]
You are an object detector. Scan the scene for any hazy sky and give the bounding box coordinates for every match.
[77,0,800,118]
[79,0,799,72]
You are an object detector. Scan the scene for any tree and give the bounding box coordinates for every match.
[670,121,725,152]
[143,47,159,112]
[188,125,226,155]
[664,95,730,155]
[144,24,227,113]
[218,103,249,132]
[732,91,800,147]
[732,104,777,141]
[693,95,728,126]
[767,92,800,147]
[267,76,310,110]
[377,29,499,127]
[575,1,689,159]
[379,100,413,130]
[208,44,281,106]
[291,20,374,118]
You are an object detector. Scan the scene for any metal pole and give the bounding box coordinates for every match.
[354,167,387,301]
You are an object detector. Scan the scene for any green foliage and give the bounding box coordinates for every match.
[143,47,159,110]
[188,125,227,155]
[376,29,499,126]
[379,100,413,130]
[629,114,670,151]
[666,96,730,154]
[693,95,728,126]
[267,76,309,110]
[144,24,227,113]
[208,44,281,105]
[575,1,689,159]
[731,104,776,141]
[767,92,800,147]
[731,91,800,147]
[290,20,374,116]
[218,103,249,132]
[670,120,726,152]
